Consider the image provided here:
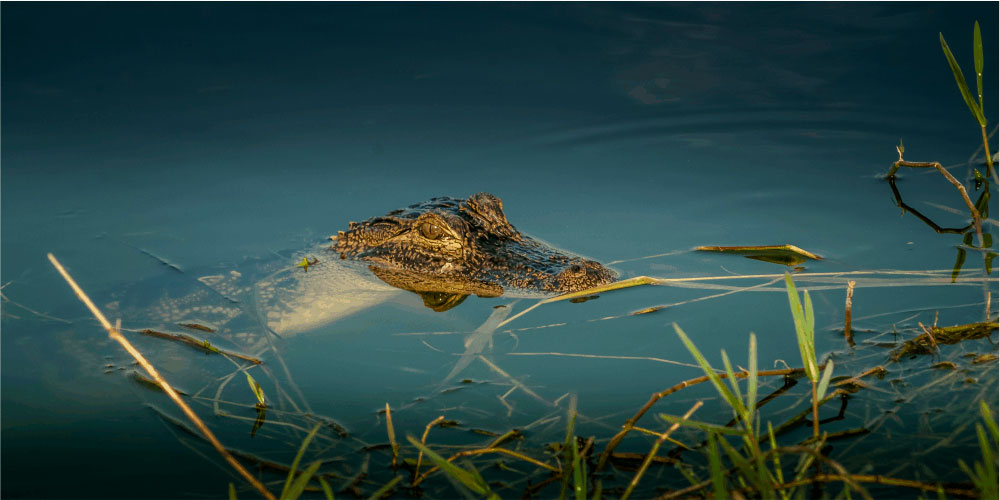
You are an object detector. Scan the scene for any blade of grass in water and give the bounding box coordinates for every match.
[707,433,726,498]
[974,21,983,108]
[245,372,266,408]
[284,460,322,500]
[784,273,818,381]
[365,476,403,500]
[281,423,323,500]
[673,323,742,411]
[405,435,497,499]
[941,31,986,125]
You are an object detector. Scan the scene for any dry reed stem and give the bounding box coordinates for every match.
[845,280,856,347]
[596,366,809,471]
[412,415,445,485]
[775,474,975,498]
[47,253,277,500]
[384,403,398,469]
[917,322,940,354]
[620,400,702,500]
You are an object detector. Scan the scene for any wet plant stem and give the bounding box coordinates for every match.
[811,381,819,439]
[47,254,277,500]
[981,124,996,179]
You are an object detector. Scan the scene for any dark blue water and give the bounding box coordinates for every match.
[3,3,997,499]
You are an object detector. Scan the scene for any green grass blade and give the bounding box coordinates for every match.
[365,476,403,500]
[815,359,835,400]
[707,433,727,499]
[229,483,237,500]
[784,274,818,381]
[318,476,335,500]
[802,290,817,377]
[720,350,747,417]
[716,435,770,494]
[572,435,586,500]
[979,401,998,441]
[282,423,323,499]
[245,371,267,408]
[560,397,578,500]
[660,414,745,435]
[941,32,987,126]
[590,479,602,500]
[747,333,758,423]
[284,460,323,500]
[974,21,983,108]
[406,435,489,496]
[674,324,742,411]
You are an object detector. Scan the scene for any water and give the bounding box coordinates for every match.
[2,3,997,498]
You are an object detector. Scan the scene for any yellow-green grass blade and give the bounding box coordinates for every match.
[941,32,987,126]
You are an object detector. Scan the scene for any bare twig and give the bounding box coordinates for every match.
[47,254,277,500]
[888,158,983,246]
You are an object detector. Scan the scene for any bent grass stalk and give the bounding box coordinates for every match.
[48,253,275,500]
[47,253,279,500]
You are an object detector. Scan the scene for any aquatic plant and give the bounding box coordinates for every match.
[940,21,995,176]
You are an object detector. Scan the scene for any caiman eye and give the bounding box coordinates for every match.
[419,222,444,240]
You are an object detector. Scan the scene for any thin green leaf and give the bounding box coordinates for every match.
[319,476,335,500]
[284,460,323,500]
[785,274,818,381]
[816,359,835,401]
[953,247,967,283]
[406,436,489,496]
[674,324,742,411]
[245,371,266,408]
[747,333,758,423]
[802,290,817,377]
[707,433,727,499]
[572,434,586,500]
[365,475,403,500]
[282,423,323,500]
[560,397,578,500]
[767,422,786,493]
[229,483,237,500]
[591,479,602,500]
[717,435,771,494]
[979,401,998,442]
[720,350,747,417]
[974,21,983,108]
[941,32,987,126]
[660,414,745,435]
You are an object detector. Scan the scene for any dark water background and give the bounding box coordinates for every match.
[2,3,998,499]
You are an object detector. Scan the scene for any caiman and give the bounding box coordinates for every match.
[134,193,616,349]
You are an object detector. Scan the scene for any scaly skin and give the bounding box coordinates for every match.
[331,193,616,295]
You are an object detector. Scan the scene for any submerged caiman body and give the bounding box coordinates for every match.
[139,193,616,340]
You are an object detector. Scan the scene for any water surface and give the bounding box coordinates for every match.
[2,3,997,498]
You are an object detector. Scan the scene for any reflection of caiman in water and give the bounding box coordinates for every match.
[142,193,616,344]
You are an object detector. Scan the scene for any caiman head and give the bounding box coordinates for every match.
[331,193,616,309]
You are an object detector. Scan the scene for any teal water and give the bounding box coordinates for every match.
[2,3,997,498]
